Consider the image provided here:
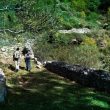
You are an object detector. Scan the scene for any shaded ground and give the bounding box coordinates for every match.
[0,60,110,110]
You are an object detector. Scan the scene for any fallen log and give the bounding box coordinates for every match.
[45,61,110,92]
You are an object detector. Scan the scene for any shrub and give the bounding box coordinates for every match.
[82,36,96,46]
[68,44,101,68]
[99,34,110,71]
[54,32,72,45]
[34,42,101,69]
[107,7,110,22]
[86,12,100,28]
[87,12,99,21]
[80,11,86,18]
[87,0,101,11]
[101,55,110,72]
[71,0,87,11]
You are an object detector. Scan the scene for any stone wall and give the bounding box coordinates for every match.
[45,61,110,92]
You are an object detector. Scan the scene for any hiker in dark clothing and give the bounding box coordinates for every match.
[25,50,31,71]
[22,47,28,56]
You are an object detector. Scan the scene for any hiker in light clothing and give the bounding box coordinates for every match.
[13,48,21,72]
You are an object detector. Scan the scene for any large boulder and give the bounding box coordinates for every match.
[0,68,7,103]
[45,61,110,92]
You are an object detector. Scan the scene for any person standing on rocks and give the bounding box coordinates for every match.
[13,47,21,72]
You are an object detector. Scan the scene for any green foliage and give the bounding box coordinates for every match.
[69,44,101,68]
[71,0,87,11]
[0,0,109,32]
[99,35,110,71]
[101,55,110,72]
[55,33,72,45]
[34,41,101,69]
[85,12,100,28]
[0,0,109,71]
[100,46,110,71]
[82,36,96,46]
[80,11,86,18]
[87,0,101,11]
[107,7,110,22]
[87,12,99,21]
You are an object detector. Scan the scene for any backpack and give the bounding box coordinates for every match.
[22,47,28,56]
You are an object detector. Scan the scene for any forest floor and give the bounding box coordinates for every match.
[0,59,110,110]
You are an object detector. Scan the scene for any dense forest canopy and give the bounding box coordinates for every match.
[0,0,109,33]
